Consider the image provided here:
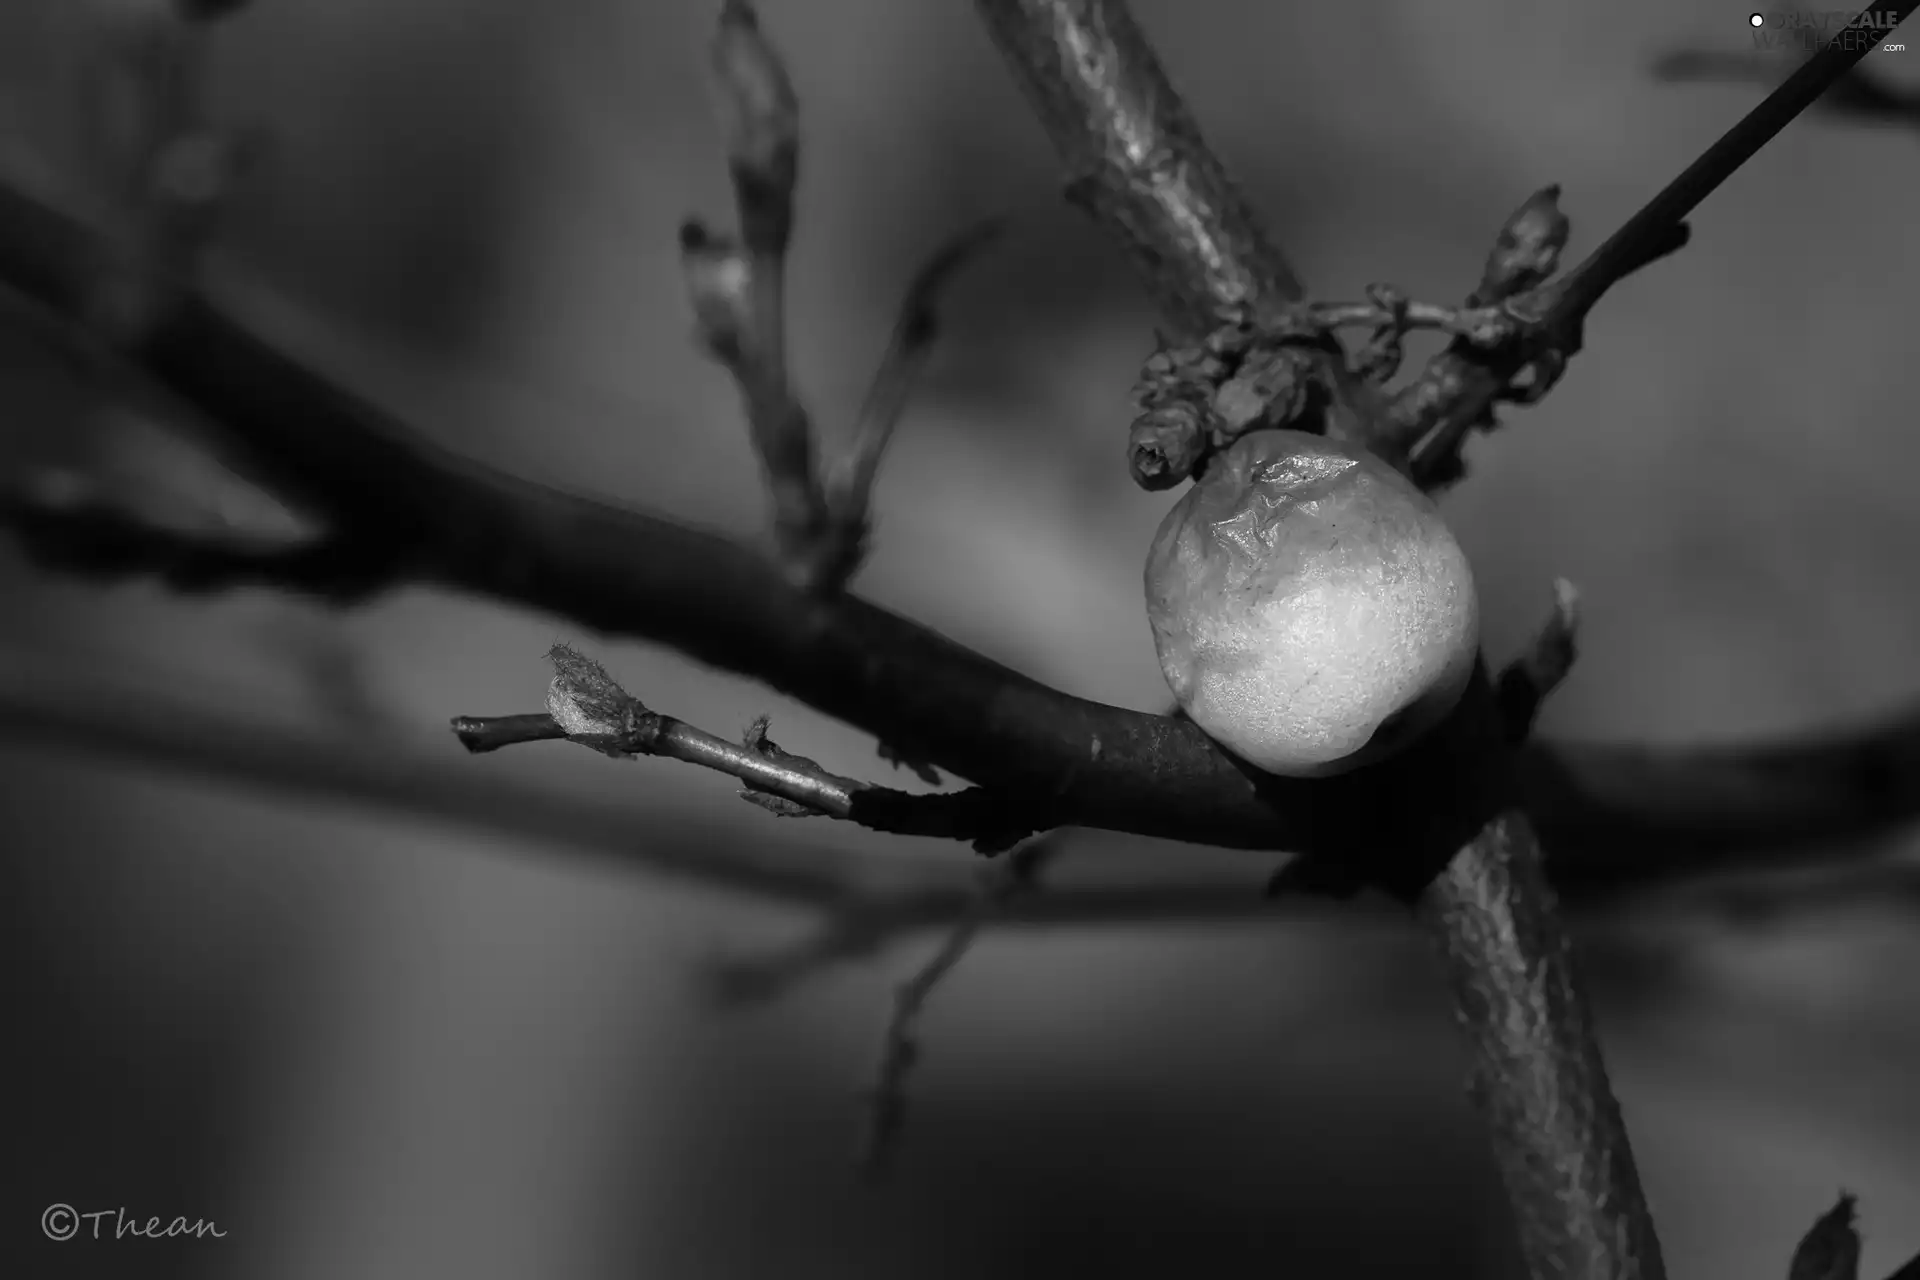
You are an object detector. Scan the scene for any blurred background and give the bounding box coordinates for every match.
[4,0,1920,1276]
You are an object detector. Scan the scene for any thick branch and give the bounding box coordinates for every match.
[970,0,1303,335]
[8,658,1919,934]
[1422,811,1666,1279]
[3,183,1920,873]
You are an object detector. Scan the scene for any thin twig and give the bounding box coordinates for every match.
[860,835,1057,1176]
[1653,48,1920,127]
[451,644,1057,850]
[1553,4,1917,328]
[697,0,831,580]
[1396,5,1917,480]
[818,217,1005,586]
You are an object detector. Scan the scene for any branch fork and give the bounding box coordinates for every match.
[684,0,1001,592]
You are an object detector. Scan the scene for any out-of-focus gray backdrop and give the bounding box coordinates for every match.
[5,0,1920,1276]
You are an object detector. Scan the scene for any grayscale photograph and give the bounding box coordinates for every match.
[5,1,1919,1276]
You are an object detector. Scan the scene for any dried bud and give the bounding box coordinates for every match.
[1474,185,1570,304]
[545,643,638,741]
[1128,402,1208,490]
[1212,344,1315,436]
[678,218,753,363]
[709,0,799,253]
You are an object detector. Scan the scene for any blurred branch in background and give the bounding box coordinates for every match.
[5,0,1920,1268]
[8,653,1920,944]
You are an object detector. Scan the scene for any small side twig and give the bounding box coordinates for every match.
[1496,578,1582,743]
[860,835,1058,1176]
[817,217,1005,588]
[693,0,831,583]
[450,644,1056,851]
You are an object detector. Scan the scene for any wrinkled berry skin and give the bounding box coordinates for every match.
[1144,430,1479,777]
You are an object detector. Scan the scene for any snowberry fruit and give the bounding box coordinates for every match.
[1144,430,1479,777]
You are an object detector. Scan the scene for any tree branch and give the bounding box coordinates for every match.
[1424,811,1666,1278]
[859,835,1056,1176]
[452,644,1054,851]
[7,657,1918,940]
[970,0,1395,451]
[2,180,1919,875]
[819,216,1005,586]
[969,0,1303,331]
[1403,1,1917,480]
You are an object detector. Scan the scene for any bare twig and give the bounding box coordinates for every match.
[1388,185,1676,481]
[1789,1193,1862,1280]
[1497,578,1581,744]
[695,0,831,582]
[452,645,1057,851]
[1402,0,1915,483]
[1422,811,1667,1279]
[818,217,1005,586]
[860,835,1057,1176]
[1653,49,1920,127]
